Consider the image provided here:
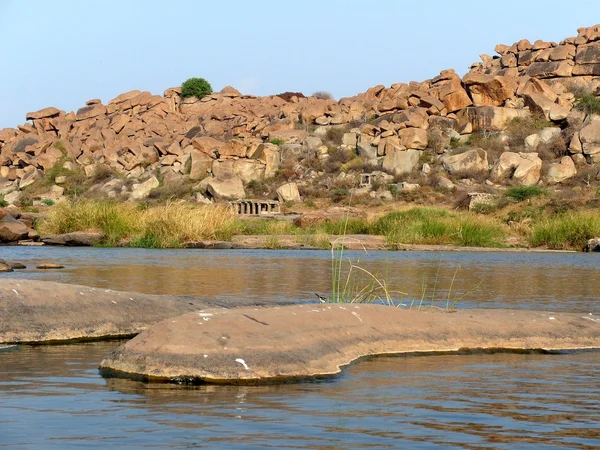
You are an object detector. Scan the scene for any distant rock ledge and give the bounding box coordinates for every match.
[99,304,600,384]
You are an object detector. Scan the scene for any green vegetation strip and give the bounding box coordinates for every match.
[36,201,600,250]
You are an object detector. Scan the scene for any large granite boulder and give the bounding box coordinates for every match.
[441,148,488,175]
[546,156,577,184]
[490,152,542,186]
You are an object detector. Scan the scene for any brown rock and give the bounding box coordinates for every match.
[76,104,107,121]
[494,43,510,56]
[572,64,600,76]
[41,231,105,246]
[220,86,242,97]
[441,148,488,175]
[523,93,569,121]
[109,90,142,105]
[549,44,576,61]
[0,128,18,143]
[577,24,600,43]
[0,279,280,344]
[99,305,600,383]
[201,175,245,200]
[546,156,577,184]
[576,42,600,64]
[490,152,542,186]
[398,128,427,150]
[457,107,529,133]
[462,74,517,107]
[525,61,573,78]
[516,39,532,51]
[0,214,30,242]
[25,107,62,121]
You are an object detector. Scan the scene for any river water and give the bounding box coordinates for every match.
[1,247,599,448]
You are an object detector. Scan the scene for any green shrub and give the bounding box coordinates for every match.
[270,138,284,146]
[505,186,544,202]
[574,93,600,116]
[41,199,55,206]
[181,77,213,100]
[0,195,7,207]
[372,207,506,248]
[529,211,600,250]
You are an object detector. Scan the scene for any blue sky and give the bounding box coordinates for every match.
[1,0,598,128]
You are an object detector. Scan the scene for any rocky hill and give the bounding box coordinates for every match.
[2,24,600,208]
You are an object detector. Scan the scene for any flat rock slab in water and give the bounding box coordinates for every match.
[0,279,288,344]
[100,304,600,384]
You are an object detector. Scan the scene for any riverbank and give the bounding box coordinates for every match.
[3,197,600,251]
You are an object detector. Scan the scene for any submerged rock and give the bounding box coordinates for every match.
[100,304,600,384]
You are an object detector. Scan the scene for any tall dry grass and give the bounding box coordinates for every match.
[38,200,239,247]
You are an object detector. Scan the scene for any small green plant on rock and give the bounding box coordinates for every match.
[0,195,7,207]
[181,77,213,100]
[270,138,284,146]
[574,92,600,116]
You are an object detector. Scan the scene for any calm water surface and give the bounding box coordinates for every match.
[1,247,599,448]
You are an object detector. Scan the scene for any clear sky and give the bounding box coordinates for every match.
[1,0,598,129]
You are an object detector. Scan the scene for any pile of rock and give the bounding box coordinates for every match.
[0,207,38,244]
[2,25,600,204]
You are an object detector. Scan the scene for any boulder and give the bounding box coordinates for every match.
[203,176,245,200]
[462,74,517,106]
[0,213,30,242]
[189,150,213,181]
[212,159,266,184]
[130,176,160,201]
[25,107,62,121]
[490,152,542,186]
[578,116,600,162]
[457,107,529,133]
[276,182,301,202]
[41,231,105,246]
[523,93,569,121]
[525,61,574,78]
[398,128,427,150]
[546,156,577,184]
[255,143,281,178]
[441,148,488,175]
[382,149,421,175]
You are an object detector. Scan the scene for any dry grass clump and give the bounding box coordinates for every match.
[38,200,239,247]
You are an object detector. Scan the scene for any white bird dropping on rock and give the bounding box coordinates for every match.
[235,358,249,370]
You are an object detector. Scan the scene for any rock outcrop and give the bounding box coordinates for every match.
[2,25,600,207]
[0,279,292,344]
[99,303,600,384]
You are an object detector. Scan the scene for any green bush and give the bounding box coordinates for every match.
[0,195,7,207]
[505,186,544,202]
[372,207,506,248]
[181,77,213,100]
[529,211,600,250]
[574,93,600,116]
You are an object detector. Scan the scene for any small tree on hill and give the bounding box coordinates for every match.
[181,77,213,100]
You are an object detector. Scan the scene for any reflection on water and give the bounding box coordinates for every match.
[1,246,599,311]
[1,248,600,448]
[1,343,599,449]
